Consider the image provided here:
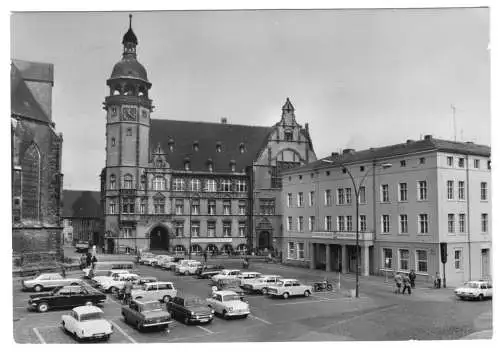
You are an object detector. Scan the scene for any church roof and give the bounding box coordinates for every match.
[62,190,102,218]
[11,60,53,124]
[150,119,274,172]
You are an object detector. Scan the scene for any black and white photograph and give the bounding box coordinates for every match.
[8,2,494,346]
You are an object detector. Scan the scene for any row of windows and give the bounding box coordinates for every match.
[446,180,488,201]
[173,220,247,238]
[446,156,488,170]
[382,248,429,273]
[285,213,489,234]
[108,175,247,192]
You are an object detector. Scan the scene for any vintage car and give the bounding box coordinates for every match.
[167,295,214,325]
[22,273,82,292]
[266,279,313,299]
[99,273,141,293]
[176,261,203,275]
[155,255,175,268]
[196,265,224,279]
[237,272,263,286]
[122,299,172,331]
[132,281,177,302]
[115,276,158,299]
[214,279,246,301]
[75,241,90,253]
[90,270,131,288]
[211,269,241,283]
[28,285,107,313]
[61,305,113,341]
[454,280,493,301]
[138,252,155,264]
[161,257,185,270]
[242,275,282,294]
[140,255,161,266]
[206,290,250,319]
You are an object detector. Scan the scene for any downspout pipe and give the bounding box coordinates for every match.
[466,154,472,281]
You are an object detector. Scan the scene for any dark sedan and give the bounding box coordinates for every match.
[28,285,106,313]
[166,295,214,325]
[196,265,225,279]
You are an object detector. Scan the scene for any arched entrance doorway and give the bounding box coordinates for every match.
[258,231,271,250]
[149,225,169,250]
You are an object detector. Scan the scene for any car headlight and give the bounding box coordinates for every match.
[190,311,195,316]
[228,307,233,312]
[211,309,215,314]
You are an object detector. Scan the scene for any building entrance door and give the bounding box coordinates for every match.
[149,226,169,250]
[481,249,490,280]
[258,231,271,250]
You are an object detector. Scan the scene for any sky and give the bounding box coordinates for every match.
[10,8,490,191]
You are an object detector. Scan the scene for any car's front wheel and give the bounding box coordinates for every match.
[478,294,484,301]
[34,285,43,292]
[304,290,311,297]
[261,288,268,295]
[163,295,171,303]
[37,302,49,313]
[283,292,290,299]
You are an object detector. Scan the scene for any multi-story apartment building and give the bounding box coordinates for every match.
[11,59,64,264]
[281,135,491,286]
[62,190,103,246]
[100,17,316,255]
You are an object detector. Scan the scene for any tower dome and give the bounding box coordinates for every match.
[109,14,149,82]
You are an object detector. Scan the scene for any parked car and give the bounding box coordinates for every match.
[75,241,90,253]
[172,259,197,273]
[156,255,175,268]
[83,261,136,278]
[206,290,250,319]
[28,285,106,313]
[176,261,203,275]
[266,279,313,299]
[99,273,141,293]
[211,269,241,283]
[242,275,282,294]
[90,270,131,288]
[161,257,185,270]
[61,305,113,342]
[195,264,224,278]
[138,252,155,264]
[214,278,246,301]
[116,276,158,299]
[22,273,82,292]
[132,281,177,303]
[140,255,161,266]
[237,272,263,286]
[454,280,493,301]
[122,299,172,331]
[167,295,214,325]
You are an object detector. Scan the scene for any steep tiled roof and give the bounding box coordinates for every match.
[284,137,491,174]
[150,119,273,172]
[11,60,52,124]
[62,190,102,218]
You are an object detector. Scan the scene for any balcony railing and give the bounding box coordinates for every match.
[310,231,374,241]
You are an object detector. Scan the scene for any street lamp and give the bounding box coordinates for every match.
[322,158,391,298]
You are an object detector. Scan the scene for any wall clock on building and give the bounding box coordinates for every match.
[122,107,137,121]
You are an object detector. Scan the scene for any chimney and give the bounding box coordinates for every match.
[406,139,415,144]
[221,117,227,124]
[331,152,340,159]
[424,134,432,141]
[343,148,355,154]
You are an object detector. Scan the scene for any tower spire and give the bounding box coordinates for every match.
[129,14,132,30]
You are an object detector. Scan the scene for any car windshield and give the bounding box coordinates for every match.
[464,282,480,288]
[142,301,162,312]
[274,281,285,286]
[223,294,240,302]
[185,297,205,306]
[80,312,103,321]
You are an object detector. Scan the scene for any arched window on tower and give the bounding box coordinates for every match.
[21,143,41,221]
[123,174,133,189]
[110,174,116,190]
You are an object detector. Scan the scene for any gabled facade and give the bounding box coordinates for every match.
[100,16,316,255]
[11,59,64,264]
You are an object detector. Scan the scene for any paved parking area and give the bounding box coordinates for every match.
[13,262,491,343]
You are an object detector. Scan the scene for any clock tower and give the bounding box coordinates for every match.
[103,15,152,249]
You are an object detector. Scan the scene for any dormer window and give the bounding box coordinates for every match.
[168,138,175,152]
[230,160,236,172]
[216,141,222,153]
[285,131,293,142]
[193,141,199,152]
[184,157,191,171]
[239,143,245,154]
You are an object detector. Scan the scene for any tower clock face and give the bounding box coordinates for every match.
[122,107,137,121]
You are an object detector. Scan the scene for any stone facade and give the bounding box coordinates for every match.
[11,59,64,264]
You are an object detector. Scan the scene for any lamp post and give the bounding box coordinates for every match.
[322,158,391,298]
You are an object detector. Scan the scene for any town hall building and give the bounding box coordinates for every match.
[101,16,317,255]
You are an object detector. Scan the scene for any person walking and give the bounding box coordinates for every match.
[203,250,208,263]
[409,269,416,289]
[434,272,441,289]
[60,264,66,278]
[91,255,98,269]
[402,274,412,295]
[123,280,133,305]
[86,252,92,268]
[394,272,402,294]
[79,254,86,270]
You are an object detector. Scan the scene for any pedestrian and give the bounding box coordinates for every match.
[61,265,66,278]
[394,272,402,294]
[79,254,86,270]
[86,252,92,268]
[402,274,411,295]
[203,251,208,263]
[434,272,441,289]
[91,255,98,269]
[123,280,133,305]
[409,269,416,289]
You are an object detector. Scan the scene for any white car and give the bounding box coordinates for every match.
[138,252,155,264]
[22,273,82,292]
[176,261,202,275]
[206,290,250,319]
[156,255,175,268]
[211,269,241,283]
[237,272,262,286]
[266,279,313,299]
[148,255,171,267]
[172,259,194,273]
[242,275,282,294]
[454,281,493,301]
[100,273,141,293]
[141,256,160,266]
[61,306,113,342]
[132,281,178,303]
[90,270,130,287]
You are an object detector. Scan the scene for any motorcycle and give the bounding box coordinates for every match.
[313,280,334,292]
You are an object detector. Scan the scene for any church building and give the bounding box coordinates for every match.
[101,16,316,255]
